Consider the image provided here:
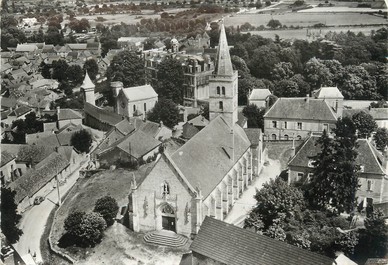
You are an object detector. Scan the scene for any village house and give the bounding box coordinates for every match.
[8,146,81,212]
[180,216,355,265]
[56,107,83,129]
[288,136,388,204]
[1,151,17,186]
[128,24,263,239]
[248,88,272,108]
[181,115,209,140]
[112,82,158,119]
[264,87,344,140]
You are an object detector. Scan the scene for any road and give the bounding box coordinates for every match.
[13,163,85,264]
[224,156,282,226]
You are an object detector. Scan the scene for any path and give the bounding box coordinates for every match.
[13,160,88,264]
[224,157,282,226]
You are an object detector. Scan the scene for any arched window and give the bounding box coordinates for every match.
[284,134,289,140]
[222,86,225,95]
[217,86,220,95]
[162,181,170,196]
[271,134,277,140]
[219,101,223,110]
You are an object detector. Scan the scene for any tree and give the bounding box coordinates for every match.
[242,104,265,129]
[64,211,106,247]
[66,65,84,86]
[93,196,119,226]
[304,58,333,90]
[245,178,305,231]
[351,111,377,138]
[374,127,388,151]
[308,119,359,214]
[154,57,185,104]
[106,51,145,88]
[52,60,69,82]
[272,62,294,81]
[362,209,388,258]
[147,98,180,129]
[1,187,23,243]
[71,129,93,153]
[267,19,282,29]
[84,59,99,80]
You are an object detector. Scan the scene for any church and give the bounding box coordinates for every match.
[128,24,264,238]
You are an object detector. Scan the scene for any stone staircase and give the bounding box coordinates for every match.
[143,230,188,247]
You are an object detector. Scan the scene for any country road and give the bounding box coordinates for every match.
[13,167,82,264]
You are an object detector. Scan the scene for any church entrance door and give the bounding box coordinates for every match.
[162,216,176,232]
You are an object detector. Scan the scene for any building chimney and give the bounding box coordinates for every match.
[159,121,163,128]
[56,106,60,115]
[305,94,309,103]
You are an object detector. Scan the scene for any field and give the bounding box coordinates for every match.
[225,12,387,28]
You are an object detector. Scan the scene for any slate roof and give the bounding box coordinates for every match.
[58,109,83,121]
[84,103,124,126]
[191,217,334,265]
[264,98,337,121]
[101,130,161,159]
[288,136,386,175]
[81,72,95,90]
[9,152,69,202]
[313,87,344,99]
[1,151,16,167]
[114,119,136,135]
[249,89,271,101]
[171,115,250,198]
[121,84,158,101]
[244,128,262,146]
[214,24,234,76]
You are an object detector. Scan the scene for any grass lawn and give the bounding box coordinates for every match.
[77,223,189,265]
[50,164,162,263]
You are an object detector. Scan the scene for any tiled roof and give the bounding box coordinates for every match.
[1,151,16,167]
[30,79,59,89]
[171,115,250,199]
[84,103,124,126]
[16,144,56,163]
[249,89,271,101]
[264,98,337,121]
[1,97,17,109]
[187,115,209,128]
[9,152,69,202]
[58,109,83,121]
[313,87,344,99]
[1,110,11,119]
[191,217,334,265]
[67,43,87,50]
[121,84,158,101]
[10,105,32,117]
[16,44,37,52]
[101,130,161,159]
[288,137,386,175]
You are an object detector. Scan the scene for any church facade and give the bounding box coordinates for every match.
[128,24,264,238]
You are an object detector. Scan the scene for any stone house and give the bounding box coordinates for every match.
[248,88,271,108]
[288,136,388,204]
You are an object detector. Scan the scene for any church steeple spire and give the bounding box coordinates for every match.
[215,22,233,77]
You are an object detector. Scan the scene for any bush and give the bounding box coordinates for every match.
[63,211,106,247]
[71,129,93,153]
[94,196,119,226]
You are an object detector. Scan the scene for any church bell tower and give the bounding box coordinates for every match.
[208,22,238,126]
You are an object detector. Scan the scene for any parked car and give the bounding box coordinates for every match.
[34,196,45,205]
